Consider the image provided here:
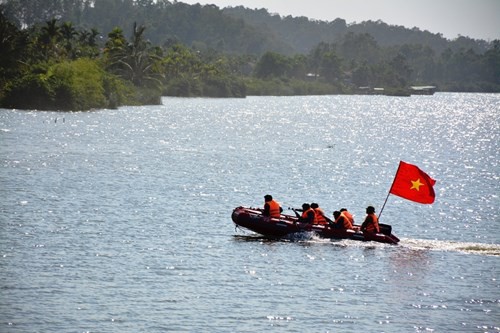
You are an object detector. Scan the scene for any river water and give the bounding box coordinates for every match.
[1,94,499,332]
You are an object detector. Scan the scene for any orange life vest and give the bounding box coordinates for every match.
[313,208,328,225]
[335,212,352,229]
[301,208,316,223]
[267,200,281,218]
[364,213,380,233]
[342,211,354,224]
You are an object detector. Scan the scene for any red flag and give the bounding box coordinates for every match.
[389,161,436,204]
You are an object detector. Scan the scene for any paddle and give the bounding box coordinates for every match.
[289,207,302,218]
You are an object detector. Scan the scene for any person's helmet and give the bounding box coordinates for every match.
[264,194,273,201]
[366,206,375,213]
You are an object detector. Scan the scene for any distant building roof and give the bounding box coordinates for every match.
[410,86,436,90]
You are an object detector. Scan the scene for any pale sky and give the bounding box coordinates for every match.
[179,0,500,41]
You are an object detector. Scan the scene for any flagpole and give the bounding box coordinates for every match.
[378,191,391,220]
[378,161,402,220]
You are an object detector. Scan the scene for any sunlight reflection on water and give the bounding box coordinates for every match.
[1,93,499,332]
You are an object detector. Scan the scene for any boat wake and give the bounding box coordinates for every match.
[399,238,500,256]
[308,237,500,255]
[233,233,500,256]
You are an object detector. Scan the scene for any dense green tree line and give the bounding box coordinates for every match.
[0,10,246,110]
[226,7,493,56]
[249,35,500,93]
[0,13,155,110]
[1,0,499,110]
[3,0,493,55]
[3,0,495,56]
[1,0,293,55]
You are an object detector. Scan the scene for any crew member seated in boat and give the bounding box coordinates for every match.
[263,194,283,218]
[332,211,354,229]
[311,203,331,225]
[339,208,354,224]
[360,206,380,234]
[293,203,316,224]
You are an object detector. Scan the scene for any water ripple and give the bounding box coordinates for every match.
[1,94,499,332]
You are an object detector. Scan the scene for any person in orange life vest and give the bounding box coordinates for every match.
[263,194,283,218]
[360,206,380,233]
[293,203,316,224]
[332,211,354,229]
[311,202,331,225]
[339,208,354,224]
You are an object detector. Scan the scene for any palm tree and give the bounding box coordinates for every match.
[39,18,61,59]
[0,11,29,83]
[105,23,163,88]
[60,21,77,57]
[77,28,100,58]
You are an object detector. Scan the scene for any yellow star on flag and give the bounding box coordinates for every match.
[389,161,436,204]
[410,178,424,191]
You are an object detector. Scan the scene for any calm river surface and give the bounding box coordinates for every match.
[1,94,499,332]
